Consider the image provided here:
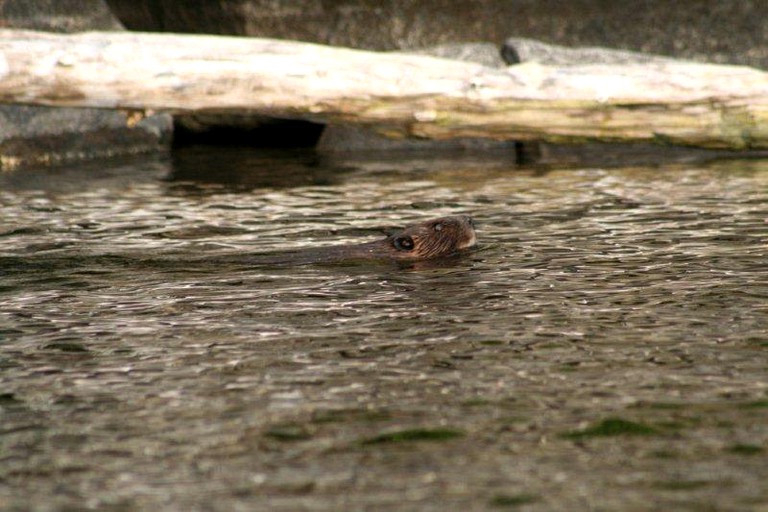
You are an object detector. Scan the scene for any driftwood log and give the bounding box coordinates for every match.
[1,29,767,149]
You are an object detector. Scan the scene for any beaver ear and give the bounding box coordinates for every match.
[393,235,415,251]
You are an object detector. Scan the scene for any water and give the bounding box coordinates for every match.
[1,148,767,511]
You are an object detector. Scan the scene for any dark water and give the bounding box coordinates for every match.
[1,148,767,511]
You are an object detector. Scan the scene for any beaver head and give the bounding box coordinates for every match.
[384,215,477,260]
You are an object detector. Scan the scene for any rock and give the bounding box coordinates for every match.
[315,125,519,153]
[0,106,172,170]
[501,38,682,66]
[408,43,506,68]
[526,141,768,168]
[0,0,172,171]
[0,0,123,31]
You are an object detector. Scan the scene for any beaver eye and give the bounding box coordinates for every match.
[433,223,443,232]
[393,236,415,251]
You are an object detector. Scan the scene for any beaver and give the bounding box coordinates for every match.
[230,215,477,266]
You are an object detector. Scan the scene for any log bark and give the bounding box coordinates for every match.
[1,29,767,149]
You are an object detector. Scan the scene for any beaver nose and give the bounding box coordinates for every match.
[462,215,475,228]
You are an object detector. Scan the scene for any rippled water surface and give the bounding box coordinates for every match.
[1,148,767,511]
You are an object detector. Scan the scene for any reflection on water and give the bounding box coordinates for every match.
[1,148,767,511]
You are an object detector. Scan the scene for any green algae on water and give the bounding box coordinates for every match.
[361,427,465,445]
[562,418,659,439]
[264,424,313,442]
[490,493,539,507]
[727,444,764,455]
[739,400,768,409]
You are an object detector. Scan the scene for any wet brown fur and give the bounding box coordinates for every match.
[235,215,477,265]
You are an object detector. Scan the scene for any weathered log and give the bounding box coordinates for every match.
[1,29,767,149]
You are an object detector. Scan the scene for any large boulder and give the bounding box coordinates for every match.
[0,0,172,170]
